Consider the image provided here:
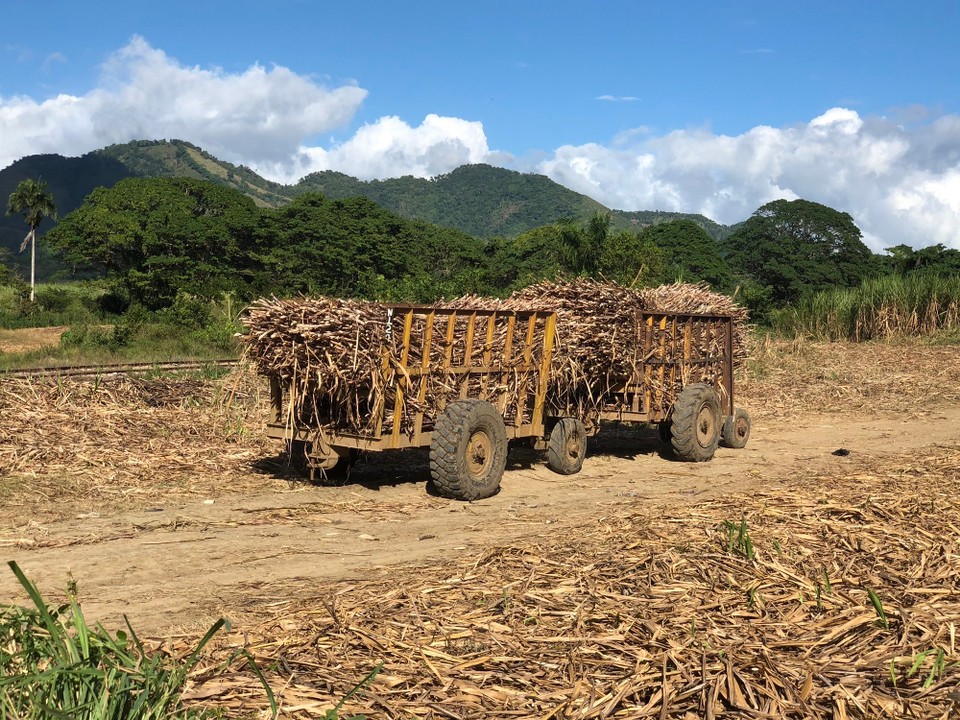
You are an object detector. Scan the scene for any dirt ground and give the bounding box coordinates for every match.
[2,338,958,717]
[0,325,69,354]
[2,341,959,638]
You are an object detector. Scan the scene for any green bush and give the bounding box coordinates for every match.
[158,294,213,330]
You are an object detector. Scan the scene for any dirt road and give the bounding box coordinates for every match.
[2,404,957,635]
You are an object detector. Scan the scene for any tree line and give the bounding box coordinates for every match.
[6,176,960,321]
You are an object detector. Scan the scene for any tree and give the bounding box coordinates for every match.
[720,199,878,306]
[0,247,13,285]
[638,219,732,290]
[599,230,667,287]
[6,178,57,301]
[47,177,258,309]
[883,243,960,275]
[555,211,608,275]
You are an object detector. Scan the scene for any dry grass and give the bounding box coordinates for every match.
[0,326,70,354]
[0,367,277,522]
[177,445,960,718]
[740,335,960,419]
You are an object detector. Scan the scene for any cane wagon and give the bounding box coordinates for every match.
[262,304,750,500]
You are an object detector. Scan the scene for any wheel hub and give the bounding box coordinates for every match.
[735,417,749,440]
[696,406,716,447]
[467,430,493,478]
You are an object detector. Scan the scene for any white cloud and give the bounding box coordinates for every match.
[0,36,367,172]
[595,95,640,102]
[256,113,494,183]
[536,108,960,251]
[2,37,960,251]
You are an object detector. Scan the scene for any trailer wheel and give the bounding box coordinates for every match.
[313,448,359,485]
[287,441,357,484]
[430,399,507,501]
[546,418,587,475]
[721,408,751,449]
[670,383,721,462]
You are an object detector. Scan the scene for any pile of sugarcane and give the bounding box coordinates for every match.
[241,279,749,435]
[242,296,389,432]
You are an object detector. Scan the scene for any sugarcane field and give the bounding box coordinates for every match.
[1,278,959,719]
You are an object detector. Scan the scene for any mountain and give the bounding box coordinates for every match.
[293,164,611,239]
[96,140,290,207]
[612,210,733,241]
[293,165,733,240]
[2,140,731,265]
[0,152,133,273]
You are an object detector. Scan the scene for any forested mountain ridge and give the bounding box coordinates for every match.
[96,140,290,206]
[2,140,729,262]
[294,164,611,238]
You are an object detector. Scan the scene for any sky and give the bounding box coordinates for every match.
[2,0,960,251]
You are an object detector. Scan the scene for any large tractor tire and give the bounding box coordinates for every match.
[546,418,587,475]
[721,407,752,449]
[670,383,721,462]
[430,399,507,500]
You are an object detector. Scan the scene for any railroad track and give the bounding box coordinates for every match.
[1,359,240,380]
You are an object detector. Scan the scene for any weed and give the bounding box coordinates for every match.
[0,561,274,719]
[720,517,755,560]
[867,588,889,630]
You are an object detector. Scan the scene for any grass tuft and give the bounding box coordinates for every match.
[0,561,234,719]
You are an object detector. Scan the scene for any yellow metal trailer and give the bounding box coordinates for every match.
[264,305,749,499]
[266,305,557,500]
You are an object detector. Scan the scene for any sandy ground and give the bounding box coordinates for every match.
[2,402,957,635]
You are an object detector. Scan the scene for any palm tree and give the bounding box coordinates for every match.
[6,178,57,302]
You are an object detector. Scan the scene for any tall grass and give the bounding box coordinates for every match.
[0,561,240,719]
[774,273,960,341]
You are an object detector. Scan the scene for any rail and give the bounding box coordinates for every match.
[0,359,239,380]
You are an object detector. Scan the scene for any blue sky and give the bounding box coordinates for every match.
[3,0,960,249]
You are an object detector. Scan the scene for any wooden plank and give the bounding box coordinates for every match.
[411,310,436,442]
[499,315,517,415]
[390,309,415,445]
[510,314,538,427]
[442,312,456,369]
[643,314,654,416]
[530,312,556,435]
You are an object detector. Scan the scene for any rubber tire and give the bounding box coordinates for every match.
[546,418,587,475]
[721,408,751,449]
[670,383,721,462]
[430,399,507,501]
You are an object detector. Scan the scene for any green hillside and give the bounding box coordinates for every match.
[3,140,731,266]
[95,140,290,207]
[294,164,612,238]
[611,209,733,241]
